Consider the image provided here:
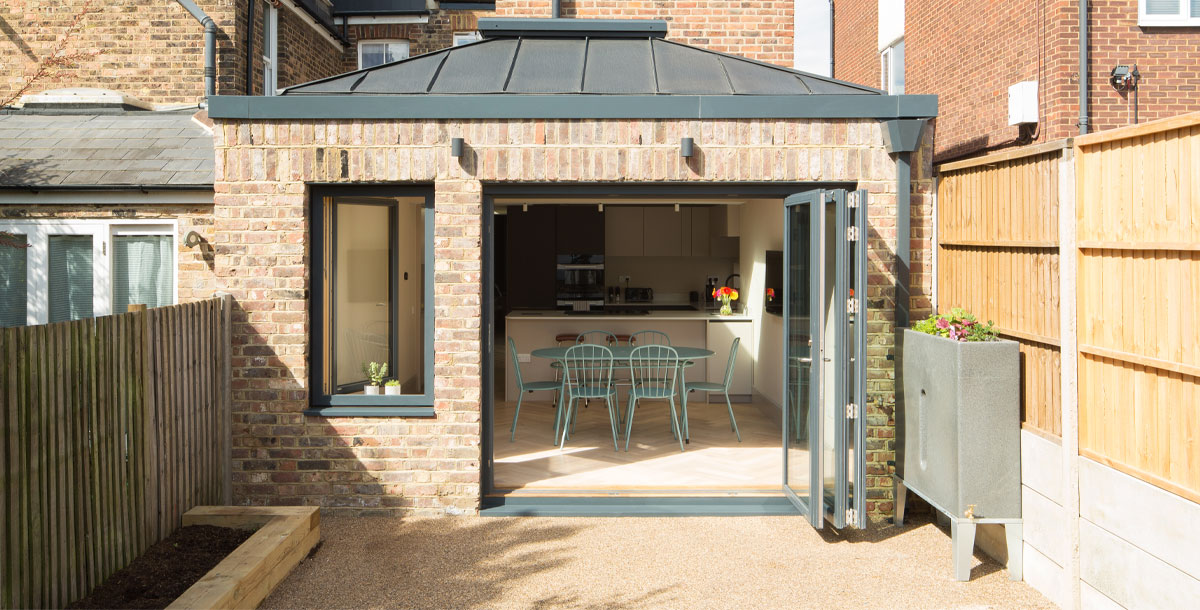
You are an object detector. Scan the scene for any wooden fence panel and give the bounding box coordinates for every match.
[1076,114,1200,503]
[0,296,232,609]
[937,145,1066,437]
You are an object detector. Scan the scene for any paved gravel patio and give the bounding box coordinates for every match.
[263,512,1054,609]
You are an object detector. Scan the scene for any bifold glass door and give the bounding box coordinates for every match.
[782,189,867,529]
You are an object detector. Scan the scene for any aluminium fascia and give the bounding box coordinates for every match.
[208,94,938,121]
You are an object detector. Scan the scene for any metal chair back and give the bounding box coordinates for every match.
[563,343,615,398]
[576,330,618,346]
[629,330,671,346]
[628,344,679,398]
[720,337,741,388]
[507,337,526,390]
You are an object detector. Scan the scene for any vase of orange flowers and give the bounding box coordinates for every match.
[712,286,739,316]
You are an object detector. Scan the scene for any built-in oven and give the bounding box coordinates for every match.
[556,254,604,311]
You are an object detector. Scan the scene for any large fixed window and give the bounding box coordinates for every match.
[310,188,434,413]
[0,219,176,326]
[1140,0,1200,25]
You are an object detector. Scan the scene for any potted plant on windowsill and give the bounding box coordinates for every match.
[896,308,1021,524]
[384,379,402,396]
[362,361,387,395]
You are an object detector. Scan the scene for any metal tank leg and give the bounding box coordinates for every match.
[951,518,977,582]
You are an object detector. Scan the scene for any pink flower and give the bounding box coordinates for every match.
[936,318,950,329]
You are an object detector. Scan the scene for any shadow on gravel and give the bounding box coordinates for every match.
[266,515,679,609]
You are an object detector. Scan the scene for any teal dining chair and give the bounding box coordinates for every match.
[560,343,620,450]
[507,337,563,442]
[681,337,742,443]
[623,344,684,452]
[629,330,671,346]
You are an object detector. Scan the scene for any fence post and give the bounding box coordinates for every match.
[217,292,233,505]
[1058,144,1081,610]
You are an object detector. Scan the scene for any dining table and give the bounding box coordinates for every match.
[531,345,715,445]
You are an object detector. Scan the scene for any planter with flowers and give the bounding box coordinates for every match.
[896,308,1021,543]
[712,286,739,316]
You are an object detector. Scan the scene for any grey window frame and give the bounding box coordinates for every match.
[307,185,436,417]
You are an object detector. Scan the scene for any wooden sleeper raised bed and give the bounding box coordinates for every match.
[166,506,320,610]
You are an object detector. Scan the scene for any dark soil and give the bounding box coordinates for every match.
[70,525,254,609]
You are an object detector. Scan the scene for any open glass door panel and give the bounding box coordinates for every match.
[783,188,868,530]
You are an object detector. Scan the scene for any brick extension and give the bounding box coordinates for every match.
[211,118,935,517]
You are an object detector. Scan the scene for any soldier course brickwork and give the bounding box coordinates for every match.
[211,117,934,517]
[835,0,1200,162]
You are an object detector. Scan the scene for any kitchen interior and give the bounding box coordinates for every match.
[493,197,790,492]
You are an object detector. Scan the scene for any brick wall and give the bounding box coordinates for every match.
[837,0,1200,162]
[1086,0,1200,132]
[0,203,219,303]
[340,10,493,72]
[495,0,795,66]
[1,0,241,105]
[1,0,347,105]
[831,0,878,89]
[212,116,934,517]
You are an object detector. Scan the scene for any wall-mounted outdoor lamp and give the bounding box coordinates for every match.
[597,203,604,212]
[183,230,203,248]
[450,137,465,158]
[680,137,694,158]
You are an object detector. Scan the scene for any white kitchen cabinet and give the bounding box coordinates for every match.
[706,319,754,400]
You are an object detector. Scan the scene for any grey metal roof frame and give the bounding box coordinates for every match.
[207,17,937,120]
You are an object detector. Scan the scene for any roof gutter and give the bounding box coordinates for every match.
[175,0,217,99]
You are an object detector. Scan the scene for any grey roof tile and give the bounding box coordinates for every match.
[0,110,213,187]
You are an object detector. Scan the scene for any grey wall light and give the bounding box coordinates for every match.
[183,230,203,248]
[450,137,465,157]
[680,137,694,158]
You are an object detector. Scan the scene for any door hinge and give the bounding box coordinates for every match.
[846,508,858,524]
[846,402,859,419]
[846,226,859,241]
[846,298,858,314]
[847,191,861,208]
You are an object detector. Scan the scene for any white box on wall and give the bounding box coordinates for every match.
[1008,80,1038,126]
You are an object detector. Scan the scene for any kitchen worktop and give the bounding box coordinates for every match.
[506,309,754,321]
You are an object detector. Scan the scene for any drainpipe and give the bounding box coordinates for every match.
[881,119,929,330]
[552,0,561,19]
[829,1,835,77]
[175,0,217,98]
[1078,0,1088,135]
[247,0,256,95]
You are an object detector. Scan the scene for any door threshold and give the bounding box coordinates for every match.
[481,493,800,517]
[491,487,783,498]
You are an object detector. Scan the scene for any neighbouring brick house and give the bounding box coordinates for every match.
[833,0,1200,162]
[205,17,939,520]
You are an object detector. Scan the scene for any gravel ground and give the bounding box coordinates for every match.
[263,512,1054,610]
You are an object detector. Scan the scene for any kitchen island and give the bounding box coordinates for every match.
[503,309,754,403]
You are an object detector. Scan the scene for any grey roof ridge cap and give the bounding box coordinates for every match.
[279,44,457,95]
[655,38,884,95]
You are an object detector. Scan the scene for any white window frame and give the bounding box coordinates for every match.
[881,39,905,95]
[357,40,410,69]
[1139,0,1200,26]
[452,31,482,47]
[263,3,279,96]
[0,219,177,325]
